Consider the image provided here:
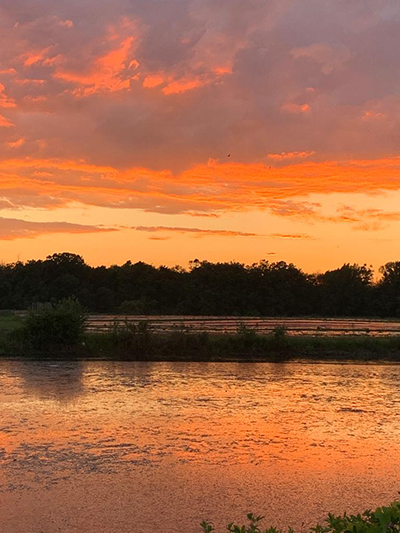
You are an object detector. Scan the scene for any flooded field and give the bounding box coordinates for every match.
[87,315,400,336]
[1,361,400,533]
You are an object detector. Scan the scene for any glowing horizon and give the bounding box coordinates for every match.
[0,1,399,271]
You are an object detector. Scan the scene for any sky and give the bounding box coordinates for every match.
[0,0,399,273]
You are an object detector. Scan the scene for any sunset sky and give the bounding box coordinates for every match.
[0,0,399,272]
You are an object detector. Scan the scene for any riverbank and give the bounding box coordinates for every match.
[81,328,400,361]
[2,304,400,361]
[3,324,400,361]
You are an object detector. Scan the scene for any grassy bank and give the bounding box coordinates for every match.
[2,317,400,361]
[2,302,400,361]
[81,324,400,362]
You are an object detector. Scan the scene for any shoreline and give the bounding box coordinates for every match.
[2,356,400,365]
[2,329,400,362]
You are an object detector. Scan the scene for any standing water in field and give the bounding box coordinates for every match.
[1,361,400,533]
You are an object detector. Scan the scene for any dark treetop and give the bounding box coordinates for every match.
[1,252,400,317]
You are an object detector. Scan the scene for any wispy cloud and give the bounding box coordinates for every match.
[1,157,400,216]
[267,201,400,232]
[135,226,259,237]
[134,226,312,240]
[267,151,316,161]
[269,233,313,240]
[0,217,117,240]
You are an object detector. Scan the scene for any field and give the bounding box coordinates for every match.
[86,315,400,337]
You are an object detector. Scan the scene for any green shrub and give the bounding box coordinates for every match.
[108,320,153,357]
[269,325,289,350]
[16,298,87,352]
[201,502,400,533]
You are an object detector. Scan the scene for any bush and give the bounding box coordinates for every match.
[201,502,400,533]
[269,325,289,350]
[118,298,159,314]
[108,320,153,357]
[16,298,87,352]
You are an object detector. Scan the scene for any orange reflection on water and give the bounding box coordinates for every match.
[1,361,400,532]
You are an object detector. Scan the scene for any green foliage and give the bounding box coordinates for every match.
[314,501,400,533]
[118,298,158,314]
[0,313,22,332]
[91,321,214,360]
[14,298,87,353]
[201,502,400,533]
[268,326,289,351]
[271,325,287,339]
[237,324,257,336]
[3,252,400,317]
[201,513,288,533]
[4,311,400,359]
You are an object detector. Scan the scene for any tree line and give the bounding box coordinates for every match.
[1,252,400,317]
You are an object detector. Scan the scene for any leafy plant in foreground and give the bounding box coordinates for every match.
[201,502,400,533]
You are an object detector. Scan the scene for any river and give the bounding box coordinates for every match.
[1,361,399,533]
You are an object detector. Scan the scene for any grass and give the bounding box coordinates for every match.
[0,313,24,350]
[2,312,400,361]
[81,325,400,362]
[0,312,23,331]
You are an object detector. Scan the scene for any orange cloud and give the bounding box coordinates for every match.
[23,47,53,67]
[270,233,312,239]
[267,201,400,232]
[212,65,232,75]
[54,35,138,96]
[267,151,316,161]
[1,156,400,216]
[0,217,117,240]
[14,79,46,85]
[7,138,25,148]
[134,226,311,239]
[0,0,398,269]
[143,70,225,95]
[0,69,17,75]
[58,19,74,29]
[281,103,310,114]
[0,84,16,108]
[142,74,165,88]
[363,110,385,120]
[268,200,322,219]
[333,207,400,231]
[162,78,206,95]
[135,226,259,237]
[0,114,14,127]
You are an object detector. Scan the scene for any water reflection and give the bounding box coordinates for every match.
[1,361,400,533]
[2,360,85,403]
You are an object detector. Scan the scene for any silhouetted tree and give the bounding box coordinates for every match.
[316,263,373,316]
[0,253,398,317]
[376,262,400,317]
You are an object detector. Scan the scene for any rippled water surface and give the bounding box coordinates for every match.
[1,361,400,533]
